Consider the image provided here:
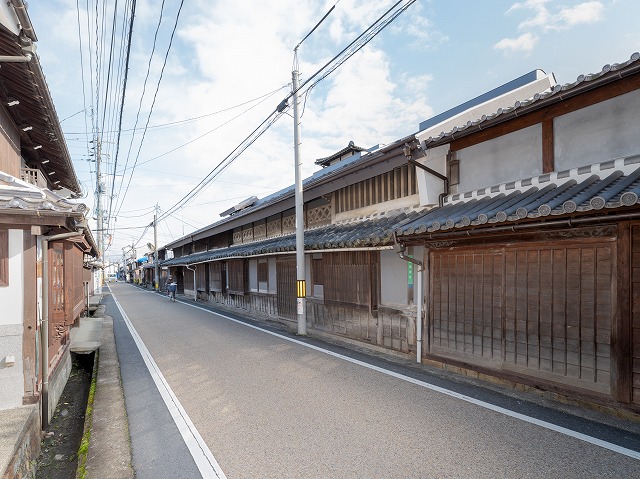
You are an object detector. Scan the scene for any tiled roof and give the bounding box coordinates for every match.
[162,143,399,249]
[421,52,640,146]
[0,172,87,214]
[395,157,640,237]
[162,209,422,266]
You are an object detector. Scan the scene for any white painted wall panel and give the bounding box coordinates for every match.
[380,249,407,306]
[457,124,542,193]
[0,229,23,326]
[555,90,640,171]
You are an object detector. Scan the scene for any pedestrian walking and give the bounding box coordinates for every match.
[167,276,177,302]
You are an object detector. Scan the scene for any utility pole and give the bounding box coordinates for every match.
[154,205,159,291]
[292,49,306,336]
[95,138,104,294]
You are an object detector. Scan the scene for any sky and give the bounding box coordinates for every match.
[23,0,640,263]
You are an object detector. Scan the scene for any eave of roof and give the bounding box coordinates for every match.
[162,139,415,251]
[418,52,640,149]
[162,209,423,266]
[0,171,87,214]
[395,155,640,239]
[314,141,366,167]
[0,23,80,195]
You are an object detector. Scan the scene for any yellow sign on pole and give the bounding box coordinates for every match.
[296,280,306,298]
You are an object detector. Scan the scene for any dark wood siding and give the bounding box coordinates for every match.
[430,238,614,394]
[227,259,247,295]
[276,257,296,320]
[209,262,224,292]
[324,251,377,307]
[630,225,640,404]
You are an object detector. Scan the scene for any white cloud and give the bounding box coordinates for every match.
[494,32,539,52]
[556,1,605,29]
[27,0,436,257]
[508,0,604,31]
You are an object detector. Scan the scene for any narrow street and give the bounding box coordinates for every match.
[107,282,640,479]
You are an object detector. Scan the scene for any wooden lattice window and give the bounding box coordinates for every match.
[0,230,7,287]
[323,251,378,306]
[312,256,323,286]
[257,260,268,283]
[334,164,417,214]
[227,259,247,294]
[209,262,224,292]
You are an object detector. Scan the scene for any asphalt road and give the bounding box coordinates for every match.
[106,282,640,478]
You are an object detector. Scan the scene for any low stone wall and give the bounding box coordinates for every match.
[47,348,71,423]
[0,405,40,479]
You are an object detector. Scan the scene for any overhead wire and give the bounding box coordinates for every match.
[106,0,137,235]
[155,0,416,228]
[105,0,187,250]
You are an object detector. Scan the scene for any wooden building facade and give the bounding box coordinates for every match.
[162,143,426,354]
[162,52,640,413]
[394,52,640,411]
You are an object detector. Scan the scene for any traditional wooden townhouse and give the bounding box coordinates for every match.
[159,67,555,357]
[394,51,640,413]
[0,1,97,458]
[161,140,429,351]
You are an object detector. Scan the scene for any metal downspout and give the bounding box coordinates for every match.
[393,233,423,363]
[40,231,82,430]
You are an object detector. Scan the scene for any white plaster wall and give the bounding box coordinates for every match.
[380,249,408,306]
[0,229,23,326]
[555,90,640,171]
[457,124,542,193]
[416,144,449,206]
[0,229,24,409]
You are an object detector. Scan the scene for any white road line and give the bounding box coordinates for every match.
[173,296,640,461]
[109,287,227,479]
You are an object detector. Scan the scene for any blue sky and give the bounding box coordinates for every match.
[23,0,640,260]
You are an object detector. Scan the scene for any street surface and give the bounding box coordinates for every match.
[106,282,640,478]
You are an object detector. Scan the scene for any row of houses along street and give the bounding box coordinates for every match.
[153,52,640,415]
[2,0,640,476]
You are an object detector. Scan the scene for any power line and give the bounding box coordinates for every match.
[112,0,185,228]
[106,0,137,234]
[155,0,417,229]
[62,85,288,135]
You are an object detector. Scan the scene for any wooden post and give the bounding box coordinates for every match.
[614,222,632,403]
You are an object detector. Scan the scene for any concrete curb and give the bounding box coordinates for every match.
[80,315,133,478]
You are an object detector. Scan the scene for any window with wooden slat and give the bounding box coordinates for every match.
[209,262,224,292]
[333,164,417,214]
[323,251,378,307]
[227,259,247,294]
[257,260,268,283]
[312,257,323,286]
[0,229,7,287]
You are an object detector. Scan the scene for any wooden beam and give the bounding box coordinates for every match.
[542,119,554,173]
[451,73,640,152]
[614,222,632,403]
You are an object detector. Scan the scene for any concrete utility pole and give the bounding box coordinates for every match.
[95,139,104,294]
[292,50,307,336]
[154,205,159,291]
